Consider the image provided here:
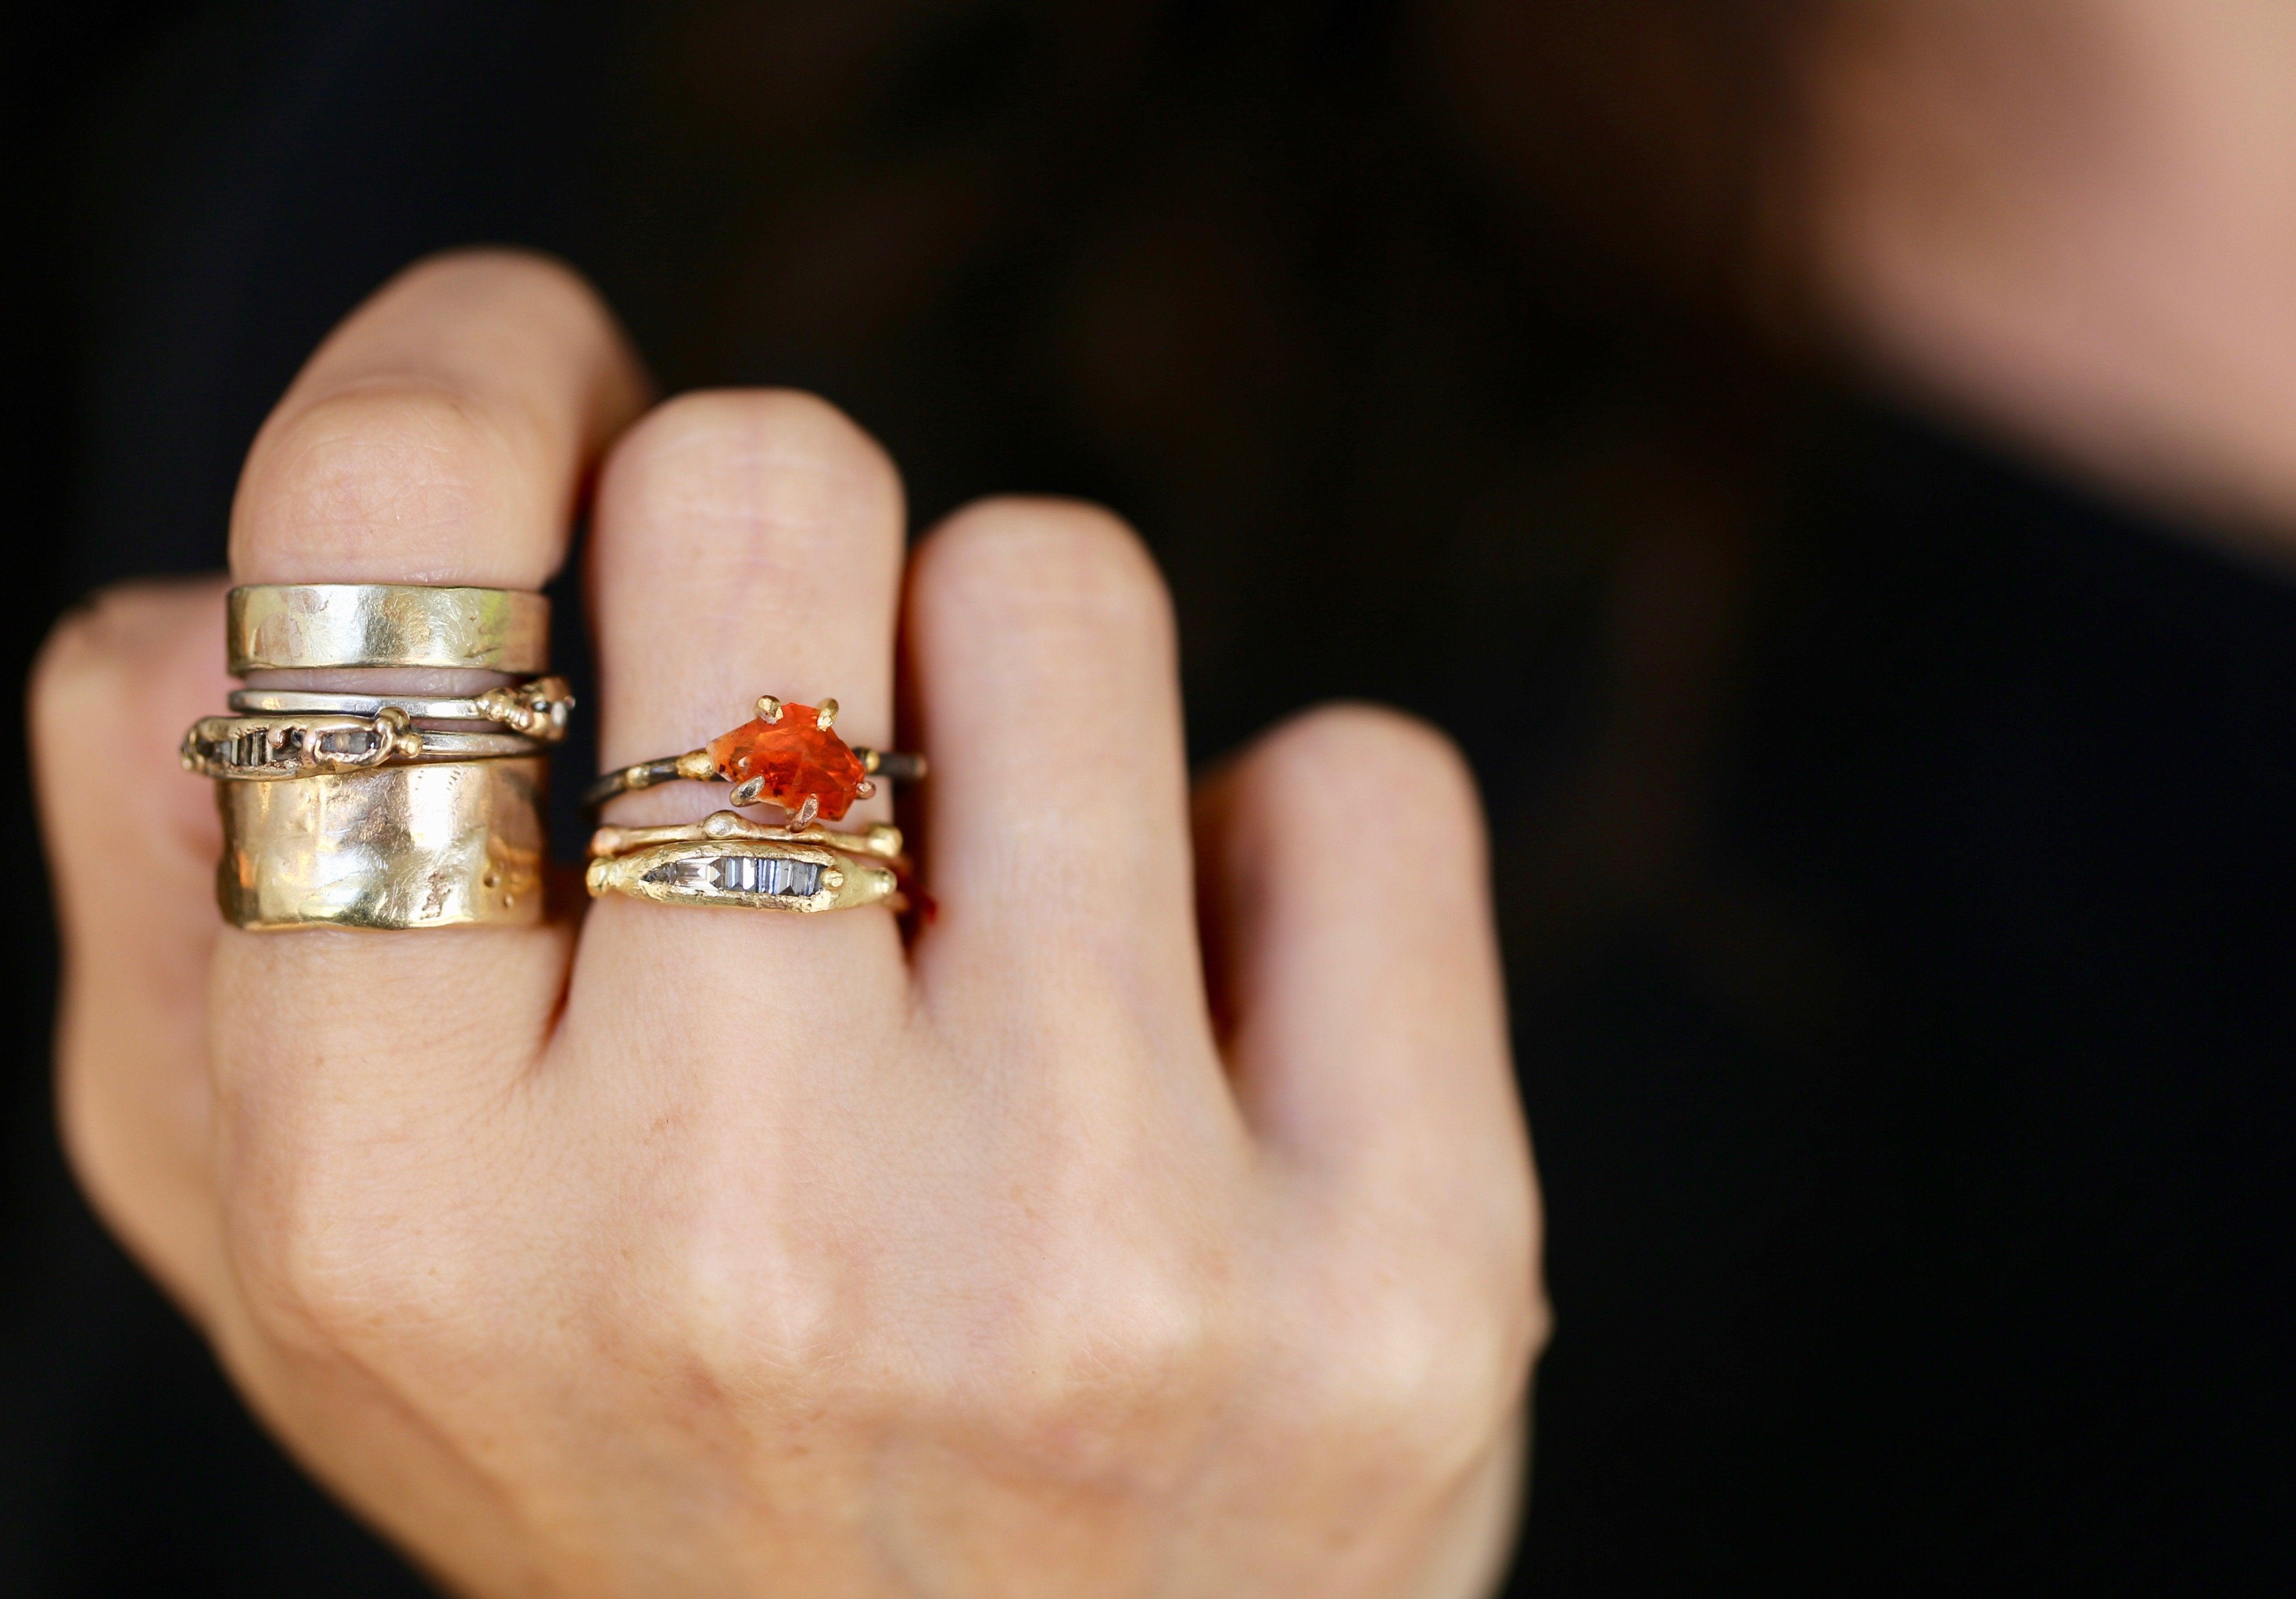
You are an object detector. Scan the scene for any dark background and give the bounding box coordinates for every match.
[7,2,2292,1591]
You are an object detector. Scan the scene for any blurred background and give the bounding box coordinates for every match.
[7,1,2294,1591]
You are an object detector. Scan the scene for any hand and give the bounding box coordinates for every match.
[32,250,1542,1597]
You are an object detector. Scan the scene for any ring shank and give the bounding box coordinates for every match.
[582,746,927,812]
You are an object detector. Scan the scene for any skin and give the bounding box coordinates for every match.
[39,5,2292,1588]
[1806,0,2296,544]
[30,253,1541,1596]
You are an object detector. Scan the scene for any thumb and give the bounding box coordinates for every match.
[32,576,236,1317]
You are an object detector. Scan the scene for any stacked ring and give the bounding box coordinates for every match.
[186,584,557,930]
[584,694,925,827]
[183,711,549,779]
[228,675,576,738]
[586,812,906,914]
[190,588,926,925]
[217,759,547,931]
[583,697,924,916]
[227,582,549,674]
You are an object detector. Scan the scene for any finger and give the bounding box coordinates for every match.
[32,578,236,1317]
[567,390,909,1066]
[1192,705,1530,1208]
[233,249,646,586]
[1197,707,1544,1513]
[208,252,646,1200]
[903,500,1213,1080]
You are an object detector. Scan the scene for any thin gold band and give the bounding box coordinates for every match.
[227,675,574,739]
[588,809,905,863]
[228,583,551,673]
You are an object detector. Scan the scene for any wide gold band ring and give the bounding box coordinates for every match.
[217,758,546,930]
[228,583,551,673]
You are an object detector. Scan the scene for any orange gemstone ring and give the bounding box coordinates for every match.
[582,695,926,826]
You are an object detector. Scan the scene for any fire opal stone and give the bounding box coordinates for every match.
[706,705,869,820]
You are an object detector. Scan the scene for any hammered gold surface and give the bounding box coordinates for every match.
[216,758,546,930]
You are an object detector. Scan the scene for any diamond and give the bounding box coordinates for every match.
[640,852,827,898]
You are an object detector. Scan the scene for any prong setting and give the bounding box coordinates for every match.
[582,693,922,815]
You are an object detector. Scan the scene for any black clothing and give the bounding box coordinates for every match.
[1513,418,2296,1589]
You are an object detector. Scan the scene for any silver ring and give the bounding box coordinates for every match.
[227,675,573,741]
[585,839,903,914]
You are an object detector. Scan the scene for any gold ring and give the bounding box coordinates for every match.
[584,808,911,915]
[228,583,550,673]
[181,710,548,779]
[217,758,546,930]
[586,839,902,914]
[228,675,575,740]
[583,694,926,824]
[588,808,906,863]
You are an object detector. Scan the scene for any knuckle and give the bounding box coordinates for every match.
[1212,705,1487,895]
[236,1214,398,1353]
[1258,703,1480,832]
[233,384,526,580]
[600,387,902,568]
[389,246,611,330]
[226,1150,475,1358]
[32,579,224,824]
[642,1229,857,1401]
[918,496,1175,652]
[1306,1271,1539,1479]
[979,1252,1234,1474]
[32,583,179,723]
[29,606,114,749]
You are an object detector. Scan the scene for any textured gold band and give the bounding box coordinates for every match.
[586,809,905,863]
[228,583,551,673]
[184,712,547,779]
[216,758,546,930]
[586,839,902,914]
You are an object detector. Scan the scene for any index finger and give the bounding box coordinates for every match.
[232,248,646,587]
[205,254,647,1303]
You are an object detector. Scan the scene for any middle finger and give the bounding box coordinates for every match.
[566,390,911,1089]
